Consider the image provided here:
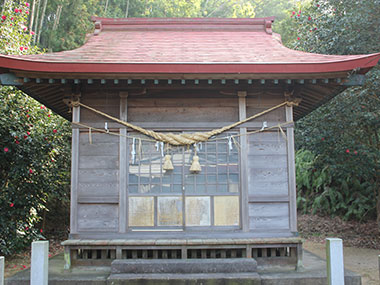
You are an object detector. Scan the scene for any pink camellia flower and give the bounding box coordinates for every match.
[29,168,33,174]
[30,31,35,35]
[23,27,27,31]
[53,129,57,133]
[345,149,350,154]
[24,135,28,139]
[19,9,22,13]
[27,131,30,135]
[15,140,20,144]
[20,47,24,51]
[26,11,29,14]
[48,114,51,117]
[1,15,6,20]
[297,37,300,40]
[24,47,28,50]
[308,16,312,21]
[4,147,9,152]
[292,11,295,15]
[25,2,30,7]
[10,203,14,207]
[354,151,358,155]
[14,8,19,13]
[11,17,14,20]
[40,229,43,233]
[22,265,26,269]
[25,226,29,230]
[297,14,300,17]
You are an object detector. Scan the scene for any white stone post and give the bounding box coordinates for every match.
[0,256,4,285]
[326,238,344,285]
[31,241,49,285]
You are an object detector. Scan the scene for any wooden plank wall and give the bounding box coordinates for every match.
[247,131,290,231]
[246,95,292,232]
[76,91,120,232]
[73,89,295,235]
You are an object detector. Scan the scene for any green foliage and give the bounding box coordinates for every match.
[0,88,71,255]
[0,0,71,255]
[0,1,39,54]
[296,150,376,220]
[279,0,380,221]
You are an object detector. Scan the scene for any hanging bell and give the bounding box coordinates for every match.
[190,154,201,173]
[163,154,174,171]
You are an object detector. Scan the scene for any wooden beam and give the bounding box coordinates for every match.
[70,102,80,234]
[238,91,249,233]
[119,91,128,233]
[342,74,365,86]
[286,105,297,233]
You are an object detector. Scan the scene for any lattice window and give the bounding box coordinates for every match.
[127,132,240,228]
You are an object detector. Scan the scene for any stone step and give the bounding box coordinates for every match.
[111,258,257,274]
[107,272,261,285]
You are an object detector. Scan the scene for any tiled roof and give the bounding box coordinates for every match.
[0,17,379,75]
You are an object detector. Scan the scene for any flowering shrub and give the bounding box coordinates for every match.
[0,88,71,255]
[0,1,39,55]
[280,0,380,222]
[0,1,71,255]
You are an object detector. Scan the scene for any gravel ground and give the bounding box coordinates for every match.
[3,213,380,283]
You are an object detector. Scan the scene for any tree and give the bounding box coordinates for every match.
[0,0,71,255]
[279,0,380,224]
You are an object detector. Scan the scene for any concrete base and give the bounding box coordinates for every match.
[111,258,257,274]
[109,273,261,285]
[6,251,361,285]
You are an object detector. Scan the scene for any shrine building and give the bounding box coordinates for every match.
[0,17,379,272]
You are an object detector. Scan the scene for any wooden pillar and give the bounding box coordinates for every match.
[70,101,80,234]
[286,105,297,233]
[238,91,249,232]
[119,92,128,233]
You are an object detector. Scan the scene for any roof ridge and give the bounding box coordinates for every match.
[91,17,275,36]
[91,17,275,25]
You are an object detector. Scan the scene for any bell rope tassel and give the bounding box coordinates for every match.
[163,154,174,171]
[190,154,201,173]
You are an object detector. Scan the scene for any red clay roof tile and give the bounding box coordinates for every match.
[0,17,379,75]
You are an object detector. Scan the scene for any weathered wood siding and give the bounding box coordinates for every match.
[77,131,120,232]
[73,90,295,235]
[247,131,290,231]
[77,91,120,232]
[127,95,239,123]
